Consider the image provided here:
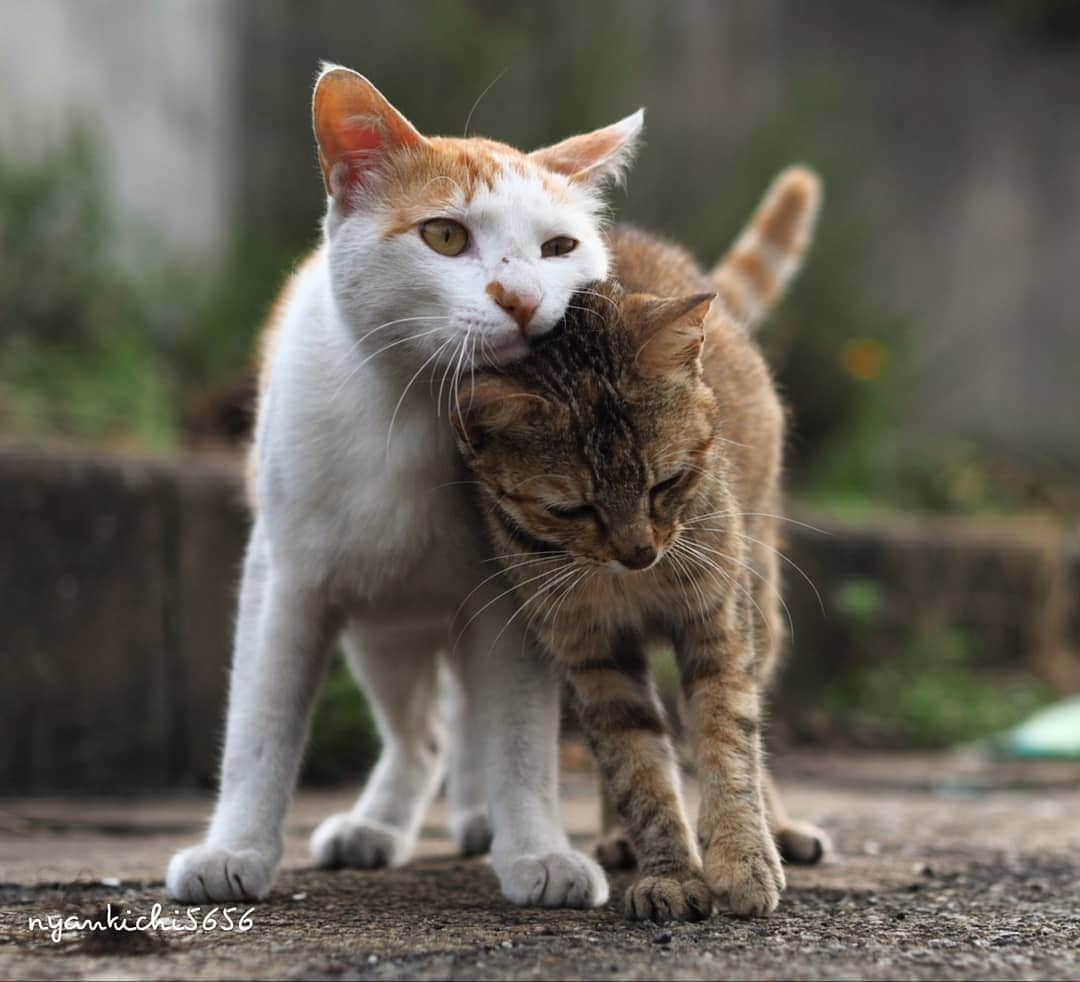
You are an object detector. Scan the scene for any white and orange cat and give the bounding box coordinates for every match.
[166,64,644,908]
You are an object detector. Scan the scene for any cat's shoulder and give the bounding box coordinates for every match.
[255,245,329,399]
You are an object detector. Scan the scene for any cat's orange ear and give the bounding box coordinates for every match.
[313,64,427,200]
[629,292,716,375]
[529,109,644,189]
[452,377,548,453]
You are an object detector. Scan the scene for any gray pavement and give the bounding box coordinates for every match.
[2,752,1079,980]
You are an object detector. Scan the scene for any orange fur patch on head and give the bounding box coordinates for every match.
[378,137,532,238]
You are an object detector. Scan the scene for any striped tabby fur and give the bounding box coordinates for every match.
[454,167,825,922]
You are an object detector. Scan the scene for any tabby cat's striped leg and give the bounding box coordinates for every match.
[675,598,785,917]
[563,636,711,922]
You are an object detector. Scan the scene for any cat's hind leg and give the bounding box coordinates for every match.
[310,619,446,870]
[595,781,637,871]
[441,649,493,857]
[764,770,831,864]
[746,515,830,865]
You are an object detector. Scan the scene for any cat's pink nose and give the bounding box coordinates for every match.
[487,282,541,334]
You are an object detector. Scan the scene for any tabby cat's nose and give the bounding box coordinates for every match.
[487,281,541,334]
[620,544,658,571]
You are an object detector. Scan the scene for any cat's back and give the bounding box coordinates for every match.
[606,223,773,404]
[607,225,712,299]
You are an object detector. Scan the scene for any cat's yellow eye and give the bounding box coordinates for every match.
[421,219,469,257]
[541,236,578,258]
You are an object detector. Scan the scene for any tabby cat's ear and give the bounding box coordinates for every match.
[452,377,549,453]
[313,64,428,200]
[629,292,716,374]
[529,109,644,189]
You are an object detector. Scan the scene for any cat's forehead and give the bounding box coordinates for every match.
[380,137,594,236]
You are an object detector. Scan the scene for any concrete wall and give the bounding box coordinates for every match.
[1,447,1076,792]
[0,447,248,791]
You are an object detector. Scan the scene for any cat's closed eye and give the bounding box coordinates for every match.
[421,218,469,257]
[541,236,578,258]
[546,501,595,520]
[650,472,685,499]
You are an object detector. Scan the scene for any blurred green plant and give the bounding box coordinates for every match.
[0,134,184,448]
[642,70,920,513]
[304,653,380,786]
[835,577,885,626]
[826,577,1054,746]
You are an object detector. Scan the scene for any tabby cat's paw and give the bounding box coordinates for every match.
[776,820,831,865]
[595,831,637,871]
[704,835,785,917]
[499,850,610,908]
[625,872,712,922]
[310,812,411,869]
[166,845,275,903]
[451,808,493,857]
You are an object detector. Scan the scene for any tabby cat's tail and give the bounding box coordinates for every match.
[710,165,822,332]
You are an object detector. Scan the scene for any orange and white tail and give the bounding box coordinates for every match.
[711,165,822,332]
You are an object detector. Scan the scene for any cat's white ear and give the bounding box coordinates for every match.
[313,64,428,200]
[631,292,716,374]
[529,109,644,189]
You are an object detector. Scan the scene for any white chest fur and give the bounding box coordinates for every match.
[253,257,485,619]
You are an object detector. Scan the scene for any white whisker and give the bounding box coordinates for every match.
[678,534,792,642]
[463,66,509,138]
[735,531,825,616]
[452,560,574,651]
[385,334,456,460]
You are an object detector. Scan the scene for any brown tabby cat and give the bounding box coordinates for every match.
[452,168,825,922]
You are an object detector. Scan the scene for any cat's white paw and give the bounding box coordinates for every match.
[310,812,412,869]
[450,808,493,857]
[166,845,275,903]
[498,850,610,908]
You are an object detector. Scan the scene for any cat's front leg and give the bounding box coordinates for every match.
[458,596,608,909]
[563,633,711,923]
[675,598,785,917]
[167,524,337,902]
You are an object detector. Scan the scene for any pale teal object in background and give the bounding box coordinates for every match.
[994,697,1080,760]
